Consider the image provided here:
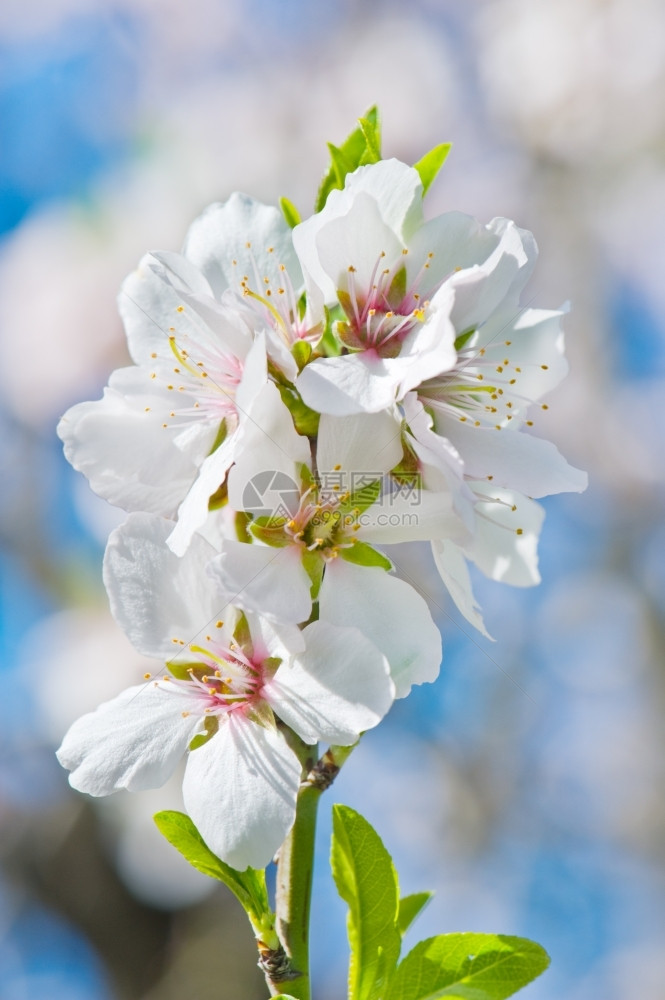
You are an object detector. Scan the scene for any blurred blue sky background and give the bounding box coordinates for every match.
[1,1,664,997]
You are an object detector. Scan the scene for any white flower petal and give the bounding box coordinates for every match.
[296,354,399,416]
[183,714,301,870]
[227,381,310,511]
[359,490,468,544]
[183,193,302,300]
[319,560,442,698]
[315,193,404,297]
[57,367,209,517]
[57,683,202,796]
[468,486,545,586]
[316,410,402,481]
[265,621,394,745]
[293,159,423,302]
[167,431,239,556]
[447,219,536,333]
[119,252,248,366]
[208,542,313,624]
[104,513,221,659]
[407,211,499,294]
[442,422,588,498]
[431,539,492,639]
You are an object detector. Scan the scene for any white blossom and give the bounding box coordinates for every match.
[57,513,394,870]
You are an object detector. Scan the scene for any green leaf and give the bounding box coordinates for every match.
[279,196,301,229]
[154,811,271,923]
[327,142,353,188]
[358,115,381,163]
[340,541,392,571]
[413,143,452,197]
[331,804,401,1000]
[385,932,550,1000]
[397,892,434,936]
[315,106,380,212]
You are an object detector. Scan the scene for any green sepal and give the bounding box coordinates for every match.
[391,443,421,488]
[315,106,380,212]
[454,328,476,351]
[279,196,301,229]
[316,304,345,356]
[245,700,277,731]
[235,511,252,543]
[302,549,324,600]
[318,324,343,357]
[208,418,228,455]
[249,518,289,547]
[297,461,315,491]
[331,804,401,1000]
[189,715,218,751]
[340,542,392,571]
[233,611,253,655]
[413,143,452,196]
[207,479,228,511]
[339,478,382,516]
[166,660,200,681]
[153,810,273,929]
[292,339,312,371]
[397,892,433,936]
[385,932,550,1000]
[387,265,407,308]
[276,382,320,437]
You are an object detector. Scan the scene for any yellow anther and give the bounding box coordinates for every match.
[216,620,224,628]
[541,364,549,370]
[348,265,356,272]
[333,464,341,471]
[176,305,184,313]
[516,528,523,535]
[144,672,151,680]
[151,352,157,358]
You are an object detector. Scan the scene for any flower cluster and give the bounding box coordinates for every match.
[57,155,586,869]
